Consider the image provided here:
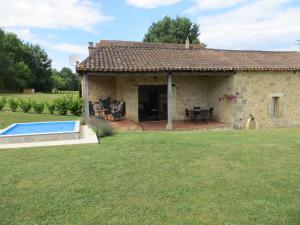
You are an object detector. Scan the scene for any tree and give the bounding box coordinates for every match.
[51,67,79,91]
[143,16,205,45]
[0,29,33,91]
[22,44,52,92]
[0,29,53,92]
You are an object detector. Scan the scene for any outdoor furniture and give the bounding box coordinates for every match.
[110,101,125,121]
[192,107,201,122]
[184,108,192,122]
[193,106,201,112]
[92,98,126,121]
[197,110,209,123]
[208,107,214,121]
[92,102,107,119]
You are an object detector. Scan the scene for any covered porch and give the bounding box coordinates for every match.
[82,71,235,130]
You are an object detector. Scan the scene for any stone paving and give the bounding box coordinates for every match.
[109,119,229,131]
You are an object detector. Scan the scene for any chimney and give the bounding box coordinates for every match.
[88,42,94,55]
[185,37,190,49]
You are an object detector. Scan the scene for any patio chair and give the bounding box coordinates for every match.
[184,108,192,122]
[197,110,209,123]
[193,107,201,122]
[92,102,101,118]
[110,101,126,121]
[208,107,214,121]
[98,98,111,119]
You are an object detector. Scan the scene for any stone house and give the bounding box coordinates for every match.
[76,40,300,129]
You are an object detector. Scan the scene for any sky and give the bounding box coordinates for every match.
[1,0,300,70]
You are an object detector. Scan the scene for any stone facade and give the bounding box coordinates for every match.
[88,76,116,101]
[232,71,300,128]
[86,71,300,128]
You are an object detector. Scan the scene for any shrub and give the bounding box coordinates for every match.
[32,101,45,114]
[0,97,6,111]
[19,99,32,113]
[89,118,114,140]
[69,96,83,116]
[54,96,68,115]
[80,119,86,125]
[8,98,19,112]
[46,102,56,114]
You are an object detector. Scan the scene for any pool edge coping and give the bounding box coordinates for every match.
[0,125,98,149]
[0,121,80,137]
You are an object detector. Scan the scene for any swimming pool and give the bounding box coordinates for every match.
[0,121,80,144]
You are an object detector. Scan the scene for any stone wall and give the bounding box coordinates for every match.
[173,75,209,120]
[88,76,116,102]
[207,76,235,124]
[232,71,300,128]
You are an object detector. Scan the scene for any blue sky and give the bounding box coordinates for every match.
[1,0,300,70]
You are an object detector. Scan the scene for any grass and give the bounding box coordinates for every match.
[0,129,299,225]
[0,92,65,104]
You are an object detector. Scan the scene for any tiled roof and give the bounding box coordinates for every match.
[77,40,300,73]
[97,40,206,49]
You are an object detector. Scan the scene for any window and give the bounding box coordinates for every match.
[271,96,280,118]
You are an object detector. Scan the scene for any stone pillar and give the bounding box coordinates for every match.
[82,73,90,122]
[167,73,173,130]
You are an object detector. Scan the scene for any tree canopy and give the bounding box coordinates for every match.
[0,29,79,92]
[143,16,205,45]
[0,29,53,92]
[0,29,32,91]
[51,67,79,91]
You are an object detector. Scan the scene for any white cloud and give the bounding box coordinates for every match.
[191,0,245,10]
[0,0,112,31]
[50,43,87,55]
[127,0,181,9]
[8,28,87,55]
[197,0,300,51]
[7,28,87,70]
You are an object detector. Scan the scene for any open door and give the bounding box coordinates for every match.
[138,85,167,121]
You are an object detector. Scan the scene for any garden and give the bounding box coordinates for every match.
[0,93,299,225]
[0,129,299,225]
[0,93,114,139]
[0,92,82,117]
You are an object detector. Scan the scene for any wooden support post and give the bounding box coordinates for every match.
[167,73,173,130]
[82,73,90,122]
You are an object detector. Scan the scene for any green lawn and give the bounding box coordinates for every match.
[0,92,65,101]
[0,129,299,225]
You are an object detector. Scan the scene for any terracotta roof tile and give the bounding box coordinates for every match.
[77,40,300,73]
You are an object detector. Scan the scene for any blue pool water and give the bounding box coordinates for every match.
[0,121,78,136]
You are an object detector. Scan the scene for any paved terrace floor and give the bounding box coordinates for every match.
[109,120,230,131]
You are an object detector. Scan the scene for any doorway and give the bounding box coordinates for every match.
[138,85,167,121]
